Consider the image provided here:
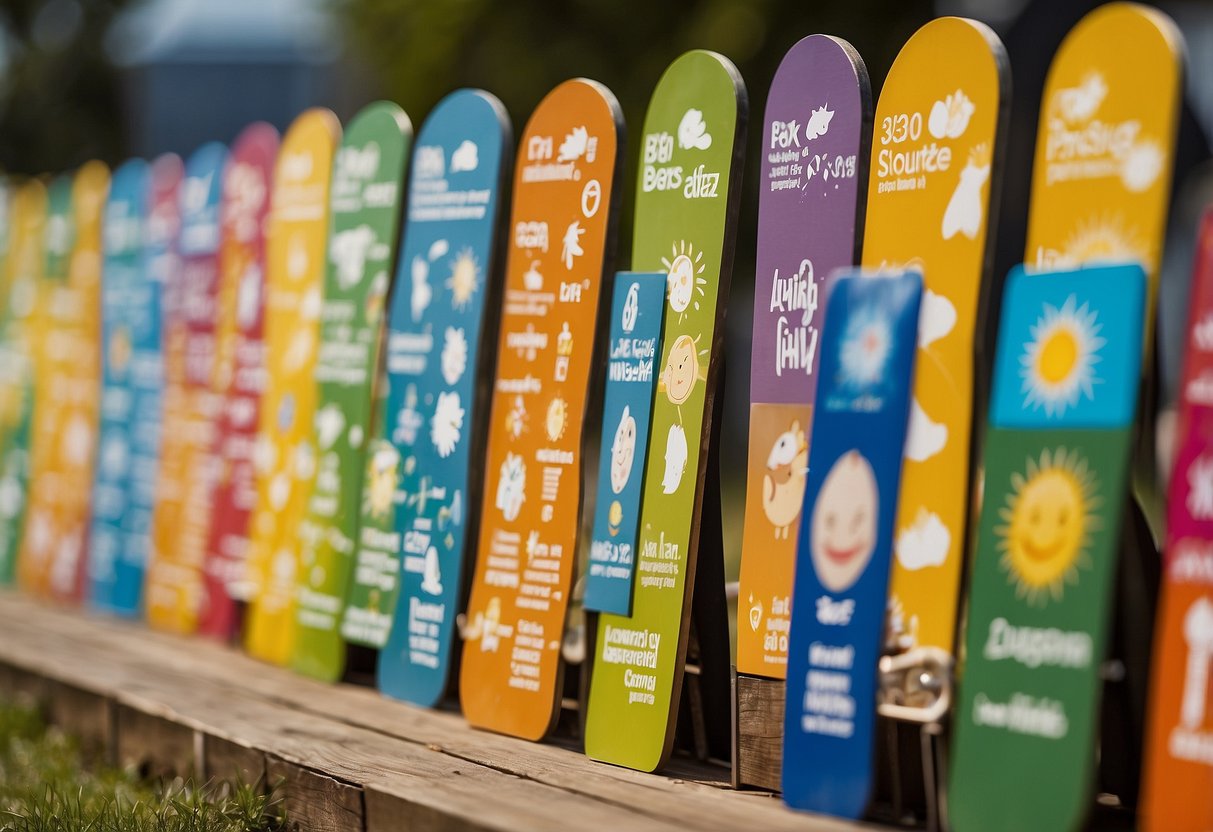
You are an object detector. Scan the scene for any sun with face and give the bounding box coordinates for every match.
[447,248,480,311]
[996,446,1100,605]
[661,240,707,323]
[1020,294,1105,417]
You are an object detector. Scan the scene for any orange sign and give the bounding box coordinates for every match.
[459,79,622,740]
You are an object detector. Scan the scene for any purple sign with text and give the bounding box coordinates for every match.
[737,35,871,678]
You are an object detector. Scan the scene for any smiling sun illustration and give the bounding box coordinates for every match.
[996,446,1100,605]
[661,240,707,323]
[447,247,480,311]
[1020,294,1105,417]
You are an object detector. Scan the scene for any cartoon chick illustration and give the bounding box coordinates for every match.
[762,420,808,539]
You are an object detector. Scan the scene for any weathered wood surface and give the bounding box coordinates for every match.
[736,673,784,792]
[0,591,872,831]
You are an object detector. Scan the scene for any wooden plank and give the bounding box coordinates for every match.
[0,593,872,832]
[45,680,112,758]
[267,757,363,832]
[115,703,199,778]
[736,674,783,791]
[204,734,266,786]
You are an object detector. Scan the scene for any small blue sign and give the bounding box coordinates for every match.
[584,272,665,615]
[991,264,1145,430]
[88,158,150,615]
[782,271,921,819]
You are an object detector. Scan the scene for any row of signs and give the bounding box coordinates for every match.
[0,2,1206,827]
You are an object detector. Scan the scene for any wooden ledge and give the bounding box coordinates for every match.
[0,591,870,832]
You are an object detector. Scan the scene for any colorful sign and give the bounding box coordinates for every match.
[949,264,1145,832]
[1140,213,1213,831]
[780,272,921,818]
[145,142,228,633]
[20,162,108,601]
[0,181,47,583]
[344,90,509,701]
[735,34,871,678]
[198,124,278,639]
[244,109,341,665]
[458,79,622,737]
[584,51,745,771]
[88,159,150,614]
[120,155,182,615]
[583,272,665,615]
[289,102,411,681]
[1024,3,1180,343]
[859,17,1008,657]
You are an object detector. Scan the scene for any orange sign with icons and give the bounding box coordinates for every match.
[19,162,108,600]
[244,109,341,664]
[861,17,1008,655]
[459,79,622,740]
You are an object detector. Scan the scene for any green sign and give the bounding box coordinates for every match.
[584,50,746,772]
[290,102,411,682]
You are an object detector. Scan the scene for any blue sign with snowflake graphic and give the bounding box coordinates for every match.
[782,270,921,819]
[340,90,509,707]
[584,272,666,616]
[991,264,1145,430]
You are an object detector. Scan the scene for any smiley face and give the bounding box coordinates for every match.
[810,450,878,593]
[1004,465,1088,595]
[663,334,701,406]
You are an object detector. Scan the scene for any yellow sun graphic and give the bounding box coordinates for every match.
[660,240,707,323]
[545,396,568,442]
[996,447,1100,605]
[1020,294,1104,417]
[1061,215,1144,265]
[447,248,480,311]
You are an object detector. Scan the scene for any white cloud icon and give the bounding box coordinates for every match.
[662,423,689,494]
[904,398,947,463]
[918,289,957,349]
[896,510,950,571]
[677,108,713,151]
[450,140,479,173]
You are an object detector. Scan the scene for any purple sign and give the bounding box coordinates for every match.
[737,35,871,678]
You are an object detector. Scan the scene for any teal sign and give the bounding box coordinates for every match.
[88,158,149,614]
[342,90,509,707]
[584,272,665,615]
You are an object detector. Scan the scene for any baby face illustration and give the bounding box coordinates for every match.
[810,450,878,593]
[667,255,695,313]
[610,406,637,494]
[663,335,701,406]
[495,452,526,522]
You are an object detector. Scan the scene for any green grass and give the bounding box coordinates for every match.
[0,699,284,832]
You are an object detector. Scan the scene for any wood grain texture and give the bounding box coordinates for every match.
[736,673,784,791]
[0,591,870,832]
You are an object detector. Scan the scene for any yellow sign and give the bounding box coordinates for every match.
[1025,2,1181,342]
[861,17,1008,654]
[20,164,108,599]
[244,109,341,664]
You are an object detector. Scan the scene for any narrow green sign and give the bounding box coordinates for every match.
[290,102,411,682]
[584,50,747,772]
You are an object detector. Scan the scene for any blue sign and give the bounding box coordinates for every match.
[782,271,921,818]
[584,272,665,615]
[339,90,509,708]
[991,264,1144,430]
[88,158,150,615]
